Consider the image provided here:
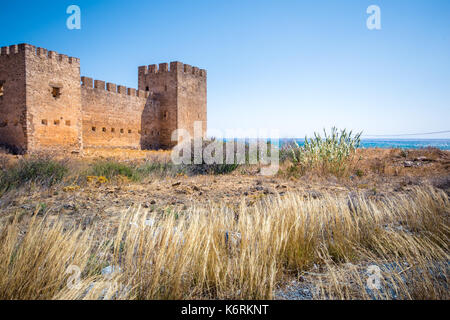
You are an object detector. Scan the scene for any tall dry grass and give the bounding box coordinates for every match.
[0,186,448,300]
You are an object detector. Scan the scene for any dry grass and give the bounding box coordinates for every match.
[0,185,448,300]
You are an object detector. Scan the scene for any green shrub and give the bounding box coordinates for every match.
[286,127,361,176]
[136,162,185,177]
[0,158,68,192]
[89,161,140,181]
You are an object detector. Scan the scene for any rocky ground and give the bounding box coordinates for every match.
[0,147,449,230]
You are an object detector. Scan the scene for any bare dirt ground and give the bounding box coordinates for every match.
[0,147,448,232]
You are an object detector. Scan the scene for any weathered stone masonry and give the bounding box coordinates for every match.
[0,44,207,153]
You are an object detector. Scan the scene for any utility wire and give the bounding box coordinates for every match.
[362,130,450,137]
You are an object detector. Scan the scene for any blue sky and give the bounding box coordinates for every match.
[1,0,449,138]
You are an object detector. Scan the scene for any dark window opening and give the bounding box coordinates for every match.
[120,129,124,133]
[42,119,48,125]
[0,81,4,97]
[92,127,96,132]
[102,127,106,132]
[51,87,61,99]
[163,111,168,120]
[54,120,60,125]
[65,120,71,126]
[145,86,149,91]
[128,129,132,134]
[111,128,115,133]
[164,85,168,92]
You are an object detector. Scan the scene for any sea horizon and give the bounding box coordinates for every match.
[220,138,450,150]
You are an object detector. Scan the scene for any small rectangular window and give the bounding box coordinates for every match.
[120,129,124,133]
[111,128,115,133]
[42,119,48,126]
[92,127,96,132]
[128,129,132,134]
[54,120,60,125]
[164,111,168,120]
[51,87,61,99]
[65,120,71,126]
[102,127,106,132]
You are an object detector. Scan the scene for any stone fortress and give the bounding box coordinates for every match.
[0,44,207,154]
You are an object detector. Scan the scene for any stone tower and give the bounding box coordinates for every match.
[138,62,207,149]
[0,43,82,154]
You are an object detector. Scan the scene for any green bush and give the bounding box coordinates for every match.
[89,161,140,181]
[136,162,186,177]
[0,158,68,192]
[286,127,361,176]
[89,160,189,181]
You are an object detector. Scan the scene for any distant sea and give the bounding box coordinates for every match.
[278,139,450,150]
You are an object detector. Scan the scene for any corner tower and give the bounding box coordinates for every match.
[0,44,82,154]
[138,61,207,149]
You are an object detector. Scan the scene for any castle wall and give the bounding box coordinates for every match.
[0,43,207,153]
[81,77,153,149]
[0,45,28,153]
[23,44,82,153]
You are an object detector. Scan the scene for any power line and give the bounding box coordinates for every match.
[362,130,450,137]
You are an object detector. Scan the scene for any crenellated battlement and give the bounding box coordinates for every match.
[0,44,80,65]
[0,43,206,153]
[81,76,149,98]
[138,61,206,77]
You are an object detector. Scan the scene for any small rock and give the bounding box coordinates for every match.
[145,218,156,227]
[101,265,121,276]
[172,182,181,187]
[404,161,414,167]
[264,187,276,195]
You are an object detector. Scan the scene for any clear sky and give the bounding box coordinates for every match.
[1,0,449,138]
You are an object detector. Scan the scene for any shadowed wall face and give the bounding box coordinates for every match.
[139,62,207,149]
[0,45,28,153]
